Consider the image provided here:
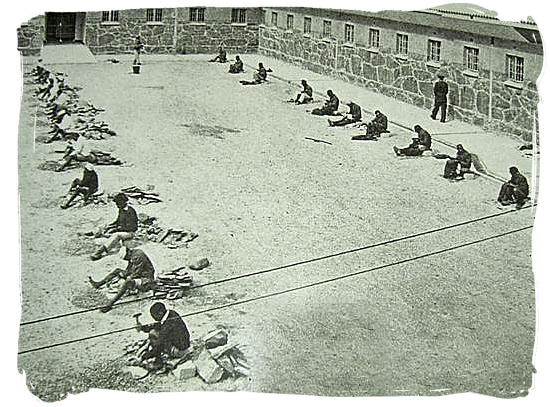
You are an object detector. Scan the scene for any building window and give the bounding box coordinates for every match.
[463,46,479,71]
[323,20,332,38]
[286,14,294,30]
[304,17,312,34]
[102,11,119,23]
[427,39,441,63]
[271,12,278,26]
[396,33,409,55]
[190,8,205,23]
[231,8,246,24]
[344,24,355,43]
[507,55,524,82]
[368,28,380,48]
[146,9,163,22]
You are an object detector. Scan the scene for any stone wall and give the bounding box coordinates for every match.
[259,27,539,141]
[17,16,44,56]
[175,23,259,54]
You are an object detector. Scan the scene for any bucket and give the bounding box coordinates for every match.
[132,65,141,74]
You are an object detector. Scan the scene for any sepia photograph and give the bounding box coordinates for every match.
[9,0,549,404]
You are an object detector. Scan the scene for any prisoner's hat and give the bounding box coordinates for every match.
[113,192,129,204]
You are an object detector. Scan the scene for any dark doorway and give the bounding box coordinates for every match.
[45,12,77,43]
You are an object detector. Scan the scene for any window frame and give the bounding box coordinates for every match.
[101,10,120,24]
[303,16,312,35]
[322,20,332,39]
[189,7,206,23]
[286,14,294,30]
[231,8,247,24]
[146,8,163,23]
[396,32,409,57]
[368,28,380,49]
[271,11,278,27]
[427,39,442,64]
[507,54,525,83]
[463,46,480,72]
[344,23,355,44]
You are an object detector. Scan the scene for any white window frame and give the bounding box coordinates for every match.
[231,8,247,25]
[344,23,355,44]
[101,10,120,24]
[368,28,380,49]
[286,14,294,30]
[146,9,163,24]
[507,54,525,83]
[303,16,312,35]
[396,33,409,58]
[271,11,278,27]
[427,38,442,64]
[322,20,332,39]
[189,8,205,23]
[463,46,479,73]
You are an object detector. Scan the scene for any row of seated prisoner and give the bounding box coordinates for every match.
[240,62,272,85]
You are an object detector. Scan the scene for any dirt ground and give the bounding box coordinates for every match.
[17,55,535,401]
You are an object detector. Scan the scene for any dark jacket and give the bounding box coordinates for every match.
[124,248,155,281]
[373,113,388,131]
[456,149,472,168]
[303,84,313,97]
[326,94,339,111]
[142,309,190,352]
[511,172,529,196]
[418,129,432,149]
[82,170,99,194]
[348,103,362,120]
[115,205,138,233]
[434,80,449,102]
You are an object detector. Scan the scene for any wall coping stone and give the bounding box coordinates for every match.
[100,22,121,26]
[504,80,524,90]
[463,69,480,78]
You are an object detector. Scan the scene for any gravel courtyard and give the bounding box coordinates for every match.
[17,55,535,400]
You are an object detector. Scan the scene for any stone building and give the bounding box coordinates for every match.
[258,7,542,140]
[17,6,542,139]
[17,7,262,56]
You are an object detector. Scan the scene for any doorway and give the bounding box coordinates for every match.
[45,12,86,43]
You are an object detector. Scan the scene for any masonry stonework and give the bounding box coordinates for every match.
[259,27,539,141]
[17,16,44,56]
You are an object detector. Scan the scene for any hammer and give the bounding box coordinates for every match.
[133,312,142,329]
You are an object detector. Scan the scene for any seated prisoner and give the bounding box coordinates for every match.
[56,134,92,171]
[90,193,138,261]
[393,125,432,156]
[497,166,530,208]
[443,144,472,180]
[328,101,362,127]
[89,247,155,312]
[292,80,313,104]
[61,164,99,209]
[366,110,388,138]
[209,46,227,63]
[228,55,244,73]
[240,62,271,85]
[136,302,191,359]
[311,90,339,116]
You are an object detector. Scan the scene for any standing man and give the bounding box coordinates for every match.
[90,192,138,260]
[133,35,145,65]
[89,247,156,312]
[431,73,448,123]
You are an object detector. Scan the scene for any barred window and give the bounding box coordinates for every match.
[368,28,380,48]
[304,17,312,34]
[396,33,408,55]
[231,8,246,24]
[271,12,278,26]
[286,14,294,30]
[507,55,524,82]
[463,46,479,71]
[102,11,119,22]
[190,8,205,23]
[323,20,332,38]
[344,24,354,43]
[146,9,163,22]
[427,39,441,62]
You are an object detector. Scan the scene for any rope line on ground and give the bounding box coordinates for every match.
[18,225,532,356]
[19,204,535,327]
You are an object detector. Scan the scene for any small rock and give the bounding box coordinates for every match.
[188,257,210,271]
[203,329,228,349]
[121,366,149,380]
[194,349,224,384]
[173,360,196,380]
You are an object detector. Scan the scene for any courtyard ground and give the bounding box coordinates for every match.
[17,54,536,400]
